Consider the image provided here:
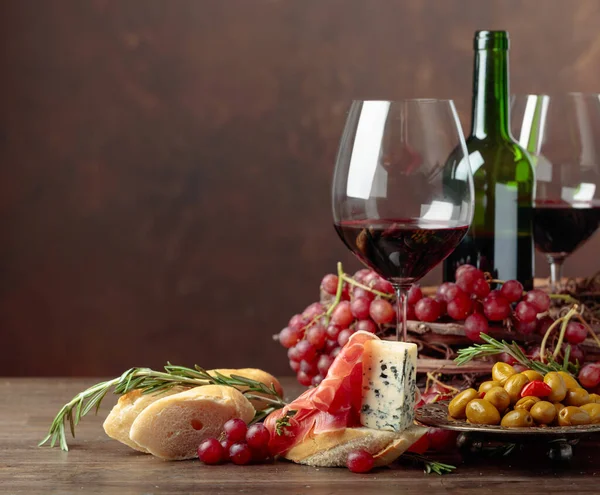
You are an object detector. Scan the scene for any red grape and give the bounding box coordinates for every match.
[306,325,327,350]
[427,428,459,452]
[278,327,301,348]
[369,299,395,324]
[287,346,302,362]
[514,301,537,323]
[337,328,353,347]
[294,340,317,362]
[353,269,371,283]
[297,370,313,386]
[565,321,587,345]
[436,282,455,300]
[513,364,529,373]
[356,319,377,333]
[198,438,225,465]
[324,338,339,353]
[317,354,334,375]
[300,359,319,375]
[363,272,380,288]
[351,297,371,319]
[455,264,477,279]
[229,443,253,465]
[456,268,484,294]
[446,293,472,320]
[341,284,351,301]
[311,374,323,387]
[524,290,551,313]
[289,360,301,372]
[406,305,417,320]
[471,278,490,299]
[407,285,423,305]
[331,301,354,328]
[331,347,342,358]
[303,302,324,320]
[246,424,270,450]
[464,313,488,342]
[288,314,308,332]
[223,419,247,443]
[514,318,538,335]
[442,283,465,302]
[352,287,375,302]
[483,294,510,321]
[346,449,374,473]
[220,439,233,461]
[373,278,394,294]
[528,345,542,361]
[500,280,524,303]
[320,274,339,295]
[579,363,600,389]
[326,324,341,339]
[414,298,441,322]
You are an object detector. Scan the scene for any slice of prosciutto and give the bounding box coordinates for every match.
[264,331,379,456]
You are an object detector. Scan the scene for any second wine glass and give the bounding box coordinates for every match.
[332,99,474,341]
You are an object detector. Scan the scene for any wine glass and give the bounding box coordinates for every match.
[332,99,474,341]
[511,93,600,291]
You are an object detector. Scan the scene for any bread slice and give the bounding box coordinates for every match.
[103,387,187,453]
[209,368,284,410]
[284,425,427,467]
[129,385,255,460]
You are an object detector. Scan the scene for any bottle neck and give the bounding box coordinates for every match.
[470,48,511,139]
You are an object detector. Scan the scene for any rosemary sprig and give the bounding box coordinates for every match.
[275,410,297,435]
[39,364,286,451]
[401,452,456,475]
[455,333,578,375]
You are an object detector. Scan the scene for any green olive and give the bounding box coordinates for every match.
[522,370,544,382]
[580,403,600,424]
[492,362,517,385]
[514,396,541,411]
[558,371,582,390]
[558,406,591,426]
[530,401,557,425]
[564,388,590,407]
[483,386,510,413]
[479,380,502,394]
[503,374,529,404]
[501,409,534,428]
[448,388,479,419]
[544,372,567,403]
[465,399,501,425]
[589,393,600,404]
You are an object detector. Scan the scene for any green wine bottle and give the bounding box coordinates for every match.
[443,30,534,289]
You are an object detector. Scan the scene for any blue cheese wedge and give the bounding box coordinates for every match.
[360,340,417,432]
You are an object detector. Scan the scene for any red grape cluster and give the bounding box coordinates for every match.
[197,419,271,466]
[278,269,396,386]
[409,265,552,343]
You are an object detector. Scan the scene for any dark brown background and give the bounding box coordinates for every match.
[1,0,599,377]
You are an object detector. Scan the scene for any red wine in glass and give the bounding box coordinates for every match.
[335,219,469,287]
[532,200,600,256]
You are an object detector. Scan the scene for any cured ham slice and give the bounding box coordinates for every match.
[264,331,378,456]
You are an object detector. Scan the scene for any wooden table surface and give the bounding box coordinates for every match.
[2,377,599,494]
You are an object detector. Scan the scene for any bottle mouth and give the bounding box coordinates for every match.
[474,30,509,50]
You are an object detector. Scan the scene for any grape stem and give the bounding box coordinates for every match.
[425,372,460,395]
[539,305,579,363]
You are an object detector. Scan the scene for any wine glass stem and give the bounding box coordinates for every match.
[393,285,410,342]
[548,255,565,293]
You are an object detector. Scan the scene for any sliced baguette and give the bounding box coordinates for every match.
[103,387,187,453]
[209,368,284,410]
[284,425,427,467]
[129,384,255,460]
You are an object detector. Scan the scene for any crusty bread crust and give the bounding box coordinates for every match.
[284,425,427,467]
[102,387,187,453]
[209,368,284,410]
[129,385,255,460]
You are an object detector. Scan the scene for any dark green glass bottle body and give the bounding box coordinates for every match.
[443,31,534,289]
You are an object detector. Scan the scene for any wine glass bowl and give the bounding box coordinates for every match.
[332,99,474,340]
[511,93,600,290]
